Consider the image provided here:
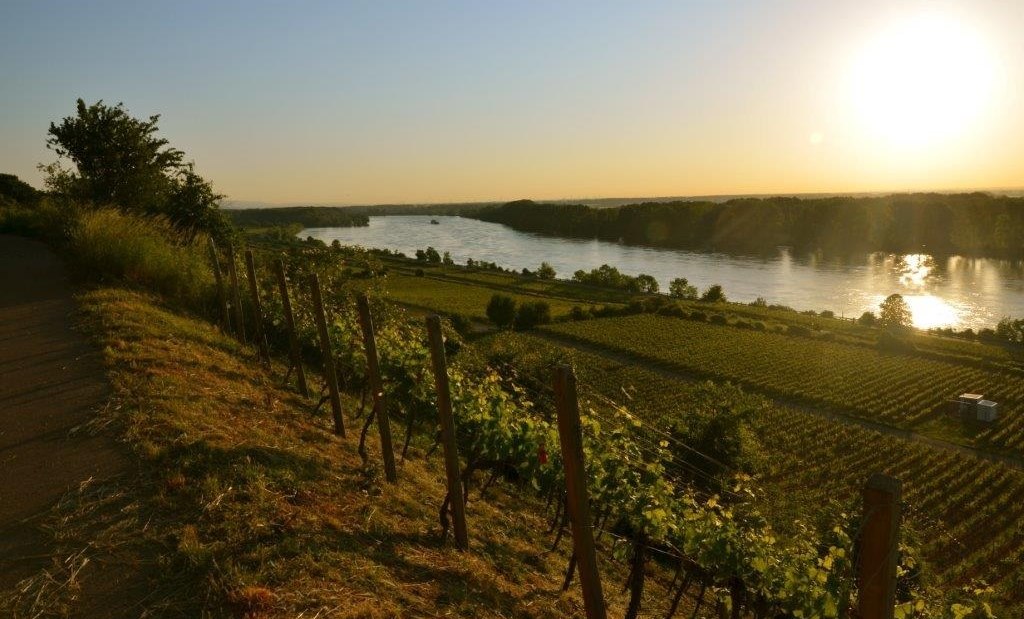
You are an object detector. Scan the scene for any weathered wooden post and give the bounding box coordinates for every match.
[309,274,345,437]
[207,238,231,331]
[425,314,468,549]
[553,365,607,619]
[226,244,246,343]
[244,250,271,366]
[274,259,309,397]
[356,293,397,483]
[857,474,901,619]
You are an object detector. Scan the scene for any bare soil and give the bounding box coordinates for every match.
[0,235,125,603]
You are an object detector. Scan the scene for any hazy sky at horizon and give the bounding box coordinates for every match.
[1,1,1021,204]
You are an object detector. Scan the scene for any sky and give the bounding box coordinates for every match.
[1,0,1022,205]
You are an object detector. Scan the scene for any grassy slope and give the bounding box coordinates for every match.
[1,289,654,618]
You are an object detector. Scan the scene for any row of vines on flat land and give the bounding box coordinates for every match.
[503,335,1024,611]
[207,238,995,618]
[542,315,1024,453]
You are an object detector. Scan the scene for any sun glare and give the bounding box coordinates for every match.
[847,10,997,150]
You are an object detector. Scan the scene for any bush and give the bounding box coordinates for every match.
[414,268,425,277]
[734,319,752,329]
[486,294,517,328]
[448,313,473,337]
[569,306,590,321]
[513,301,552,331]
[701,284,726,303]
[67,208,212,307]
[656,303,687,318]
[709,314,728,325]
[877,330,916,353]
[689,310,707,322]
[858,311,878,327]
[820,310,835,319]
[749,297,768,307]
[752,321,767,331]
[786,324,812,337]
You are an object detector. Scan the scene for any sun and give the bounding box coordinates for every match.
[846,10,997,150]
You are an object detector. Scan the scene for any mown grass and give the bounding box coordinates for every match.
[0,288,658,617]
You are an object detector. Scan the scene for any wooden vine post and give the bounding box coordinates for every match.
[225,244,246,343]
[309,274,346,437]
[207,238,231,331]
[553,365,607,619]
[857,474,901,619]
[356,293,398,483]
[425,315,469,549]
[244,250,271,365]
[273,259,309,397]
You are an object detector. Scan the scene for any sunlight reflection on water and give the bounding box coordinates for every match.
[305,216,1024,331]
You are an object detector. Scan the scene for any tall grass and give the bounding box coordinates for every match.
[67,208,214,309]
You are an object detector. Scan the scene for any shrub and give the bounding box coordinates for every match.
[513,301,552,331]
[448,313,473,337]
[858,311,878,327]
[709,314,728,325]
[656,303,687,318]
[749,297,768,307]
[486,294,517,329]
[734,319,752,329]
[701,284,726,303]
[689,310,707,322]
[877,330,916,353]
[820,310,835,319]
[414,268,425,277]
[752,321,767,331]
[569,305,590,321]
[786,324,812,337]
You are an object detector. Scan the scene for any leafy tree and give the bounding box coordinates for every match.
[669,277,698,299]
[995,317,1024,344]
[442,251,454,266]
[701,284,726,303]
[486,294,517,329]
[858,311,878,326]
[634,273,659,294]
[513,301,552,330]
[536,262,556,279]
[43,99,226,241]
[879,293,912,329]
[0,173,41,205]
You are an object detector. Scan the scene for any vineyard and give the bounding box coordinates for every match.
[542,314,1024,454]
[493,333,1024,612]
[190,238,1005,617]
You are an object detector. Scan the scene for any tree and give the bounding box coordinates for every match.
[858,311,878,326]
[486,294,517,329]
[513,301,552,330]
[879,293,912,329]
[669,277,698,300]
[701,284,726,303]
[44,99,226,241]
[0,173,41,205]
[442,251,454,267]
[536,262,556,279]
[635,273,659,294]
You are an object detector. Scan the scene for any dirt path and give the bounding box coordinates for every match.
[0,235,124,592]
[533,329,1024,472]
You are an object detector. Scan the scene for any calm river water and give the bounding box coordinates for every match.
[305,215,1024,331]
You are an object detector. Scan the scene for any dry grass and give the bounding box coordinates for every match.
[1,288,678,617]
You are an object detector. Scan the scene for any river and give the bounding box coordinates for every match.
[304,215,1024,330]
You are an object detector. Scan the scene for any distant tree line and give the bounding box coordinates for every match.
[470,195,1024,258]
[225,207,369,229]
